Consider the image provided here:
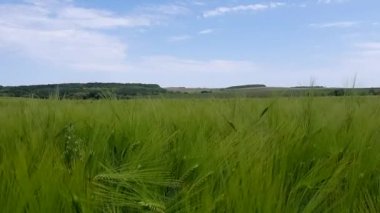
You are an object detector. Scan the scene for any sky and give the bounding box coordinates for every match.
[0,0,379,87]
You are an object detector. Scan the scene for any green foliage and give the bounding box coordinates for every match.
[226,84,267,89]
[0,83,166,99]
[1,97,380,212]
[1,83,379,99]
[330,89,346,96]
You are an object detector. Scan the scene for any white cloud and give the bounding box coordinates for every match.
[203,2,285,18]
[0,26,129,72]
[130,56,258,87]
[310,41,380,87]
[141,4,190,16]
[0,4,153,30]
[169,29,214,42]
[1,0,258,80]
[57,7,152,29]
[193,1,206,6]
[310,21,358,28]
[353,42,380,60]
[198,29,214,35]
[0,1,158,72]
[318,0,348,4]
[355,42,380,50]
[0,1,195,73]
[24,0,73,7]
[342,50,380,86]
[131,56,256,74]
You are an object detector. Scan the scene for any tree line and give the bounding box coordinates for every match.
[0,83,167,99]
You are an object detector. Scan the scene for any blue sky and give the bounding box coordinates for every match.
[0,0,379,87]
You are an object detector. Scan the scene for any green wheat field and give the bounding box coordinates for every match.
[1,96,380,212]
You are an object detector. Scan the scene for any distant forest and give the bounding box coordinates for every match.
[1,83,379,99]
[0,83,166,99]
[226,84,266,89]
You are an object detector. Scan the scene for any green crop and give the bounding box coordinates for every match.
[0,96,380,212]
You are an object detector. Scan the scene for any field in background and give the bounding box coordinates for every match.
[166,86,380,98]
[1,83,380,99]
[1,97,380,212]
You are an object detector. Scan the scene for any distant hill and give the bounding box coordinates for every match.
[1,83,379,99]
[226,84,266,89]
[0,83,166,99]
[292,86,325,89]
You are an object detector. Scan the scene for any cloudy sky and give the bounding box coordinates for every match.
[0,0,379,87]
